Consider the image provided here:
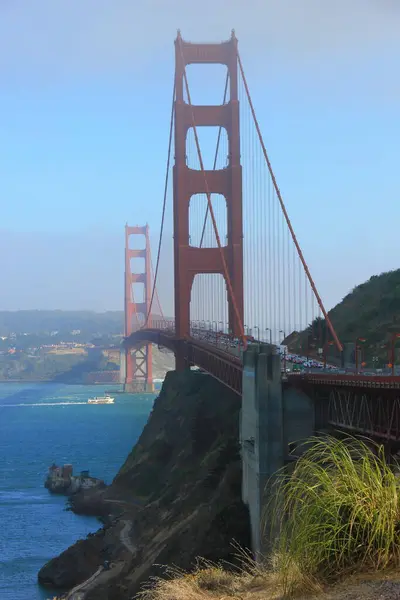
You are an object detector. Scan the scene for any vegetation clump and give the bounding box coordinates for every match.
[270,435,400,595]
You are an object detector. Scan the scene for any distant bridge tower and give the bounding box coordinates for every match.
[124,224,154,393]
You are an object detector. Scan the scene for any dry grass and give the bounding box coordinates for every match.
[138,559,280,600]
[137,563,400,600]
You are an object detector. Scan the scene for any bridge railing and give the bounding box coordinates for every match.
[137,318,280,360]
[190,326,243,358]
[135,319,176,334]
[127,321,400,384]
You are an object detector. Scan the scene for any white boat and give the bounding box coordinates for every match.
[87,395,115,404]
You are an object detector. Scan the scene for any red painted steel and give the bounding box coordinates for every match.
[127,327,400,438]
[122,33,400,442]
[124,224,153,390]
[173,31,244,368]
[314,387,400,442]
[126,327,243,396]
[289,373,400,390]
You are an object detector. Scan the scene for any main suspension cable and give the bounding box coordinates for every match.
[150,248,165,321]
[145,80,176,326]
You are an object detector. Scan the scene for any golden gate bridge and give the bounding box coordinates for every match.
[123,31,400,443]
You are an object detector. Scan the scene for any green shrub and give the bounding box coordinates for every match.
[268,435,400,596]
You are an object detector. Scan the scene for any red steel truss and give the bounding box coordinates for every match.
[315,387,400,442]
[290,373,400,390]
[289,374,400,442]
[124,224,154,392]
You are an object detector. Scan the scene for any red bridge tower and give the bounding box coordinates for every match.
[173,31,244,368]
[124,224,154,393]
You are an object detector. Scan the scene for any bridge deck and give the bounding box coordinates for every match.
[126,328,400,394]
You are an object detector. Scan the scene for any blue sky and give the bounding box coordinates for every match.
[0,0,399,313]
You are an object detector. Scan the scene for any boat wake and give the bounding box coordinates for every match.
[0,402,88,407]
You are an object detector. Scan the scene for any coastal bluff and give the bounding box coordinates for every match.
[38,369,251,599]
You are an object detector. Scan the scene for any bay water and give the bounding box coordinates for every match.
[0,383,154,600]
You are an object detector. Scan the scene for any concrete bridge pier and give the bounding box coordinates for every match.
[240,344,315,559]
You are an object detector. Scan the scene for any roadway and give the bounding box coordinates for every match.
[131,323,398,381]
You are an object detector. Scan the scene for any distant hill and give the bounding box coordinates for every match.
[0,310,175,382]
[326,269,400,344]
[293,269,400,363]
[0,310,124,336]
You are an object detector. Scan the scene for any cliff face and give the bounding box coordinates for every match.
[39,369,251,599]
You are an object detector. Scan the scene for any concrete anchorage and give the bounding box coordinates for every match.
[240,344,315,558]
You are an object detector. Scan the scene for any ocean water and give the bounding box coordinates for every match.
[0,383,154,600]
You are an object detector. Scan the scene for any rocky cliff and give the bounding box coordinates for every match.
[38,369,251,599]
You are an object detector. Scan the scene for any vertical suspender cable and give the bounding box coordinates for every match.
[236,50,342,353]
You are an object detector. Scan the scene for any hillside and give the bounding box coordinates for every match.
[291,269,400,363]
[0,310,124,335]
[0,310,174,381]
[0,345,173,382]
[151,346,175,378]
[328,269,400,343]
[38,370,251,598]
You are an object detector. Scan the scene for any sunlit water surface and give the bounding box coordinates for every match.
[0,383,154,599]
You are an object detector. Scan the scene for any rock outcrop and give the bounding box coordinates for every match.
[38,369,251,598]
[45,464,105,496]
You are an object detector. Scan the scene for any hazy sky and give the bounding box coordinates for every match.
[0,1,399,313]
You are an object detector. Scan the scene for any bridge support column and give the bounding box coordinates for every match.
[241,344,283,559]
[240,345,315,559]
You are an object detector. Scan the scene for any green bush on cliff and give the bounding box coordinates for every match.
[269,435,400,596]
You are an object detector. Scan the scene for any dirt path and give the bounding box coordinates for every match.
[66,567,103,599]
[65,519,135,599]
[66,563,125,600]
[103,498,144,511]
[120,519,136,554]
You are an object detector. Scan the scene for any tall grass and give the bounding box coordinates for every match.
[268,435,400,596]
